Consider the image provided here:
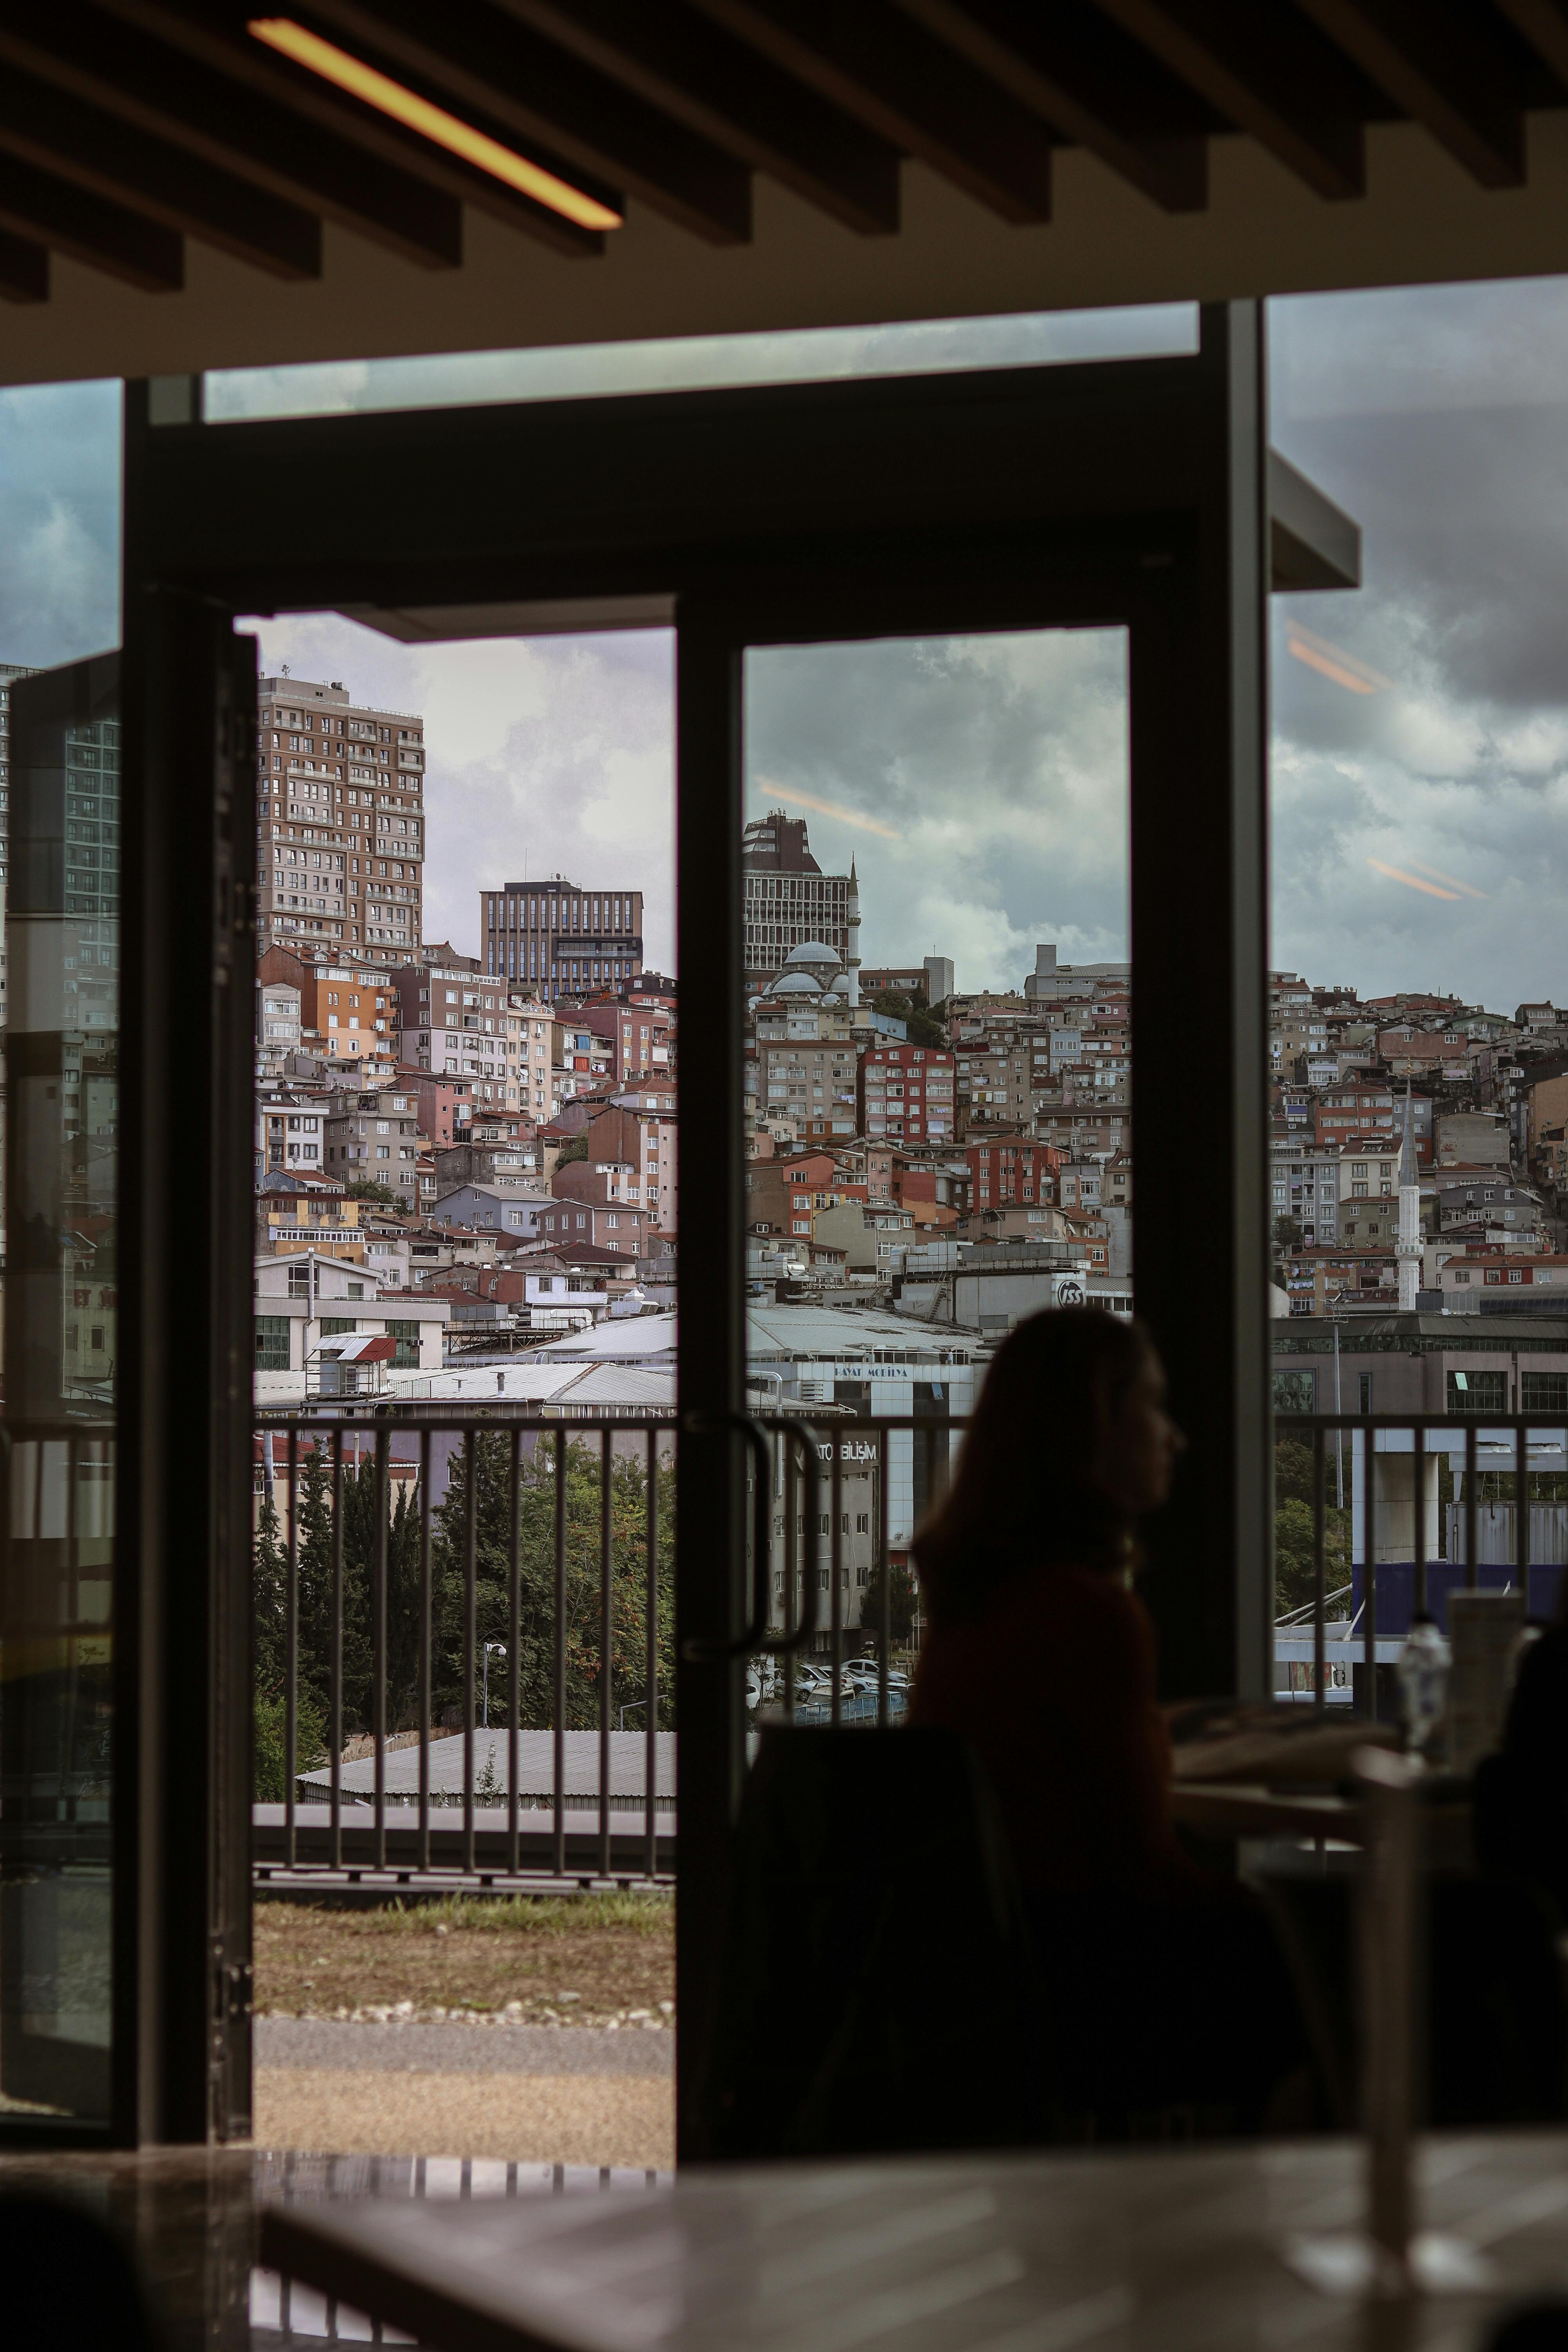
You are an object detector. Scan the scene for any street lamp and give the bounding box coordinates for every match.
[482,1641,506,1728]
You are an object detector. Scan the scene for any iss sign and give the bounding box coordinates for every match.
[1052,1274,1087,1307]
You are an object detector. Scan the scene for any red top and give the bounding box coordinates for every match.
[911,1561,1195,1900]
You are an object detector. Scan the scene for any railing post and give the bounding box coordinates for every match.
[462,1433,476,1876]
[1361,1424,1376,1722]
[285,1426,298,1870]
[645,1426,659,1883]
[600,1427,613,1883]
[508,1427,522,1878]
[553,1428,566,1881]
[1312,1421,1326,1718]
[417,1427,432,1876]
[373,1426,388,1873]
[330,1427,344,1870]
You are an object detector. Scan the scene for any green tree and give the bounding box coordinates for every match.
[295,1439,370,1735]
[860,1559,918,1646]
[870,986,947,1051]
[428,1432,675,1731]
[1273,1437,1350,1621]
[1272,1214,1304,1254]
[555,1134,588,1167]
[253,1475,328,1798]
[254,1685,328,1803]
[346,1178,403,1207]
[339,1447,425,1730]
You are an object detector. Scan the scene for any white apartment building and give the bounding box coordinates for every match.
[1270,1141,1343,1244]
[254,1252,450,1405]
[256,1092,328,1175]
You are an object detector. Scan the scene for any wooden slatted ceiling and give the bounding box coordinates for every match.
[0,0,1563,305]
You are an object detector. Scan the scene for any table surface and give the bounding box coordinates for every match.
[262,2131,1568,2352]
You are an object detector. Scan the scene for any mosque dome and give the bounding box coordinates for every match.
[784,941,841,969]
[773,972,822,996]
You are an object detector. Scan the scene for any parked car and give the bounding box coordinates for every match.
[844,1661,911,1692]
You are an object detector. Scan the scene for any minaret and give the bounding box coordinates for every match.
[1397,1084,1422,1312]
[845,857,861,1008]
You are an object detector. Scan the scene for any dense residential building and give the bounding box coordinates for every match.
[481,877,644,1000]
[256,674,424,962]
[859,1044,956,1143]
[322,1086,429,1212]
[393,957,553,1111]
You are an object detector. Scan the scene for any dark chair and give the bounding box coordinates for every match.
[700,1723,1057,2160]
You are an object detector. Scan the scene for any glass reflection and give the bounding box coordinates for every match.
[0,655,118,2122]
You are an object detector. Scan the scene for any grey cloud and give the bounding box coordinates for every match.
[0,380,120,668]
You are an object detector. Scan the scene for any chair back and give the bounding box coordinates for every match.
[702,1723,1055,2158]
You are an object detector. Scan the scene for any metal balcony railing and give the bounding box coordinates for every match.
[248,1406,960,1890]
[1273,1412,1568,1715]
[250,1413,674,1893]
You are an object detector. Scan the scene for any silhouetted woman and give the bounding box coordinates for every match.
[912,1308,1306,2128]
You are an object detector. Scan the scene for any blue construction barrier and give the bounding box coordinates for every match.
[1350,1561,1564,1636]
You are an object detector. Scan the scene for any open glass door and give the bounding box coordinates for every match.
[0,653,119,2126]
[739,626,1131,1713]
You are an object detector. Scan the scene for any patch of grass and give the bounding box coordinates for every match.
[254,1891,674,2024]
[345,1891,671,1937]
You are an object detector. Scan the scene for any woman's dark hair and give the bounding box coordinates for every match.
[913,1307,1155,1626]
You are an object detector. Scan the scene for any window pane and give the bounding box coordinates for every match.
[1447,1370,1509,1416]
[205,306,1198,426]
[742,626,1129,1688]
[2,655,121,2124]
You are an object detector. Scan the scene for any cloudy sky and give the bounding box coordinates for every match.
[6,277,1568,1007]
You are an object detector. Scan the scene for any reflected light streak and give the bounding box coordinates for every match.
[1285,620,1394,695]
[751,779,902,840]
[1366,857,1460,900]
[1408,860,1487,899]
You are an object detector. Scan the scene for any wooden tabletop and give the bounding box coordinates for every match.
[261,2132,1568,2352]
[1169,1782,1362,1842]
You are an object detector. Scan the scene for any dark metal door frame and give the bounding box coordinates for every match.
[94,302,1319,2146]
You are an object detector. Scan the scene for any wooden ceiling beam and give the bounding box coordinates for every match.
[1294,0,1527,187]
[0,0,463,269]
[94,0,607,256]
[0,152,182,290]
[0,227,49,304]
[495,0,902,233]
[296,0,751,243]
[1087,0,1370,198]
[0,65,321,279]
[894,0,1211,213]
[1495,0,1568,86]
[681,0,1055,222]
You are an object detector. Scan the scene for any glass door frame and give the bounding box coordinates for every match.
[77,299,1348,2148]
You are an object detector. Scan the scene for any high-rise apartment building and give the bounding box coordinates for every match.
[481,878,643,1003]
[256,674,425,967]
[742,808,850,982]
[0,662,41,1030]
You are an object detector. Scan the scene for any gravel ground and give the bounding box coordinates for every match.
[256,2020,671,2074]
[253,2070,673,2168]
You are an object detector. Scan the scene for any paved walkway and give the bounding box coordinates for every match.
[254,2021,674,2167]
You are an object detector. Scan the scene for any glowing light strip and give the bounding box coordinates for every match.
[248,18,622,230]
